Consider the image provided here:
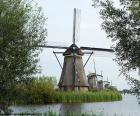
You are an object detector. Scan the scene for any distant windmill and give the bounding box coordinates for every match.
[38,8,114,91]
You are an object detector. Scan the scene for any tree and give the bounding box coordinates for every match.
[92,0,140,95]
[0,0,47,114]
[93,0,140,72]
[14,76,56,104]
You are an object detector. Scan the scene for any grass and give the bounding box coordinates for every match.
[14,89,122,104]
[48,89,122,103]
[14,77,122,104]
[9,111,121,116]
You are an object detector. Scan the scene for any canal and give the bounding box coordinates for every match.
[11,94,140,116]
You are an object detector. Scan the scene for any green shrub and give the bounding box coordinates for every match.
[13,76,122,104]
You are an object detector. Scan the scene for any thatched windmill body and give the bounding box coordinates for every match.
[38,8,113,91]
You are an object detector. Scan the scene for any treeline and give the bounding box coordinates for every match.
[13,76,122,105]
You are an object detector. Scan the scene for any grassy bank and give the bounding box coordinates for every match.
[13,77,122,105]
[9,111,120,116]
[14,90,122,104]
[44,111,120,116]
[52,90,122,103]
[13,77,122,104]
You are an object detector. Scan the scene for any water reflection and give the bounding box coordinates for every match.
[60,104,82,116]
[11,95,140,116]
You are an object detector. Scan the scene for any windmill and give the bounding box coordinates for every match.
[38,8,114,91]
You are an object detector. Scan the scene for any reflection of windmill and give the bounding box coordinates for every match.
[38,8,113,91]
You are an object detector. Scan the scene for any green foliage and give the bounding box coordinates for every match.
[107,86,118,91]
[13,76,122,104]
[44,111,59,116]
[16,111,120,116]
[5,111,121,116]
[89,88,98,92]
[92,0,140,97]
[92,0,140,73]
[14,77,122,104]
[0,0,47,113]
[14,76,56,104]
[54,90,122,103]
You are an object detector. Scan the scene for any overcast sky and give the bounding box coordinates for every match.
[34,0,134,90]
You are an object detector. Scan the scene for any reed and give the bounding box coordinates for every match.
[51,90,122,103]
[14,76,122,104]
[44,111,121,116]
[13,111,120,116]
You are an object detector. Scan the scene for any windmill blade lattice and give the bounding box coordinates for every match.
[37,45,68,49]
[73,8,81,44]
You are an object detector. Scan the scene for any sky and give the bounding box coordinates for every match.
[34,0,133,90]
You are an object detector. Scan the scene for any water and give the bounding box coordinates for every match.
[11,94,140,116]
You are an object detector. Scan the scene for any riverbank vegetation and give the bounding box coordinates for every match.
[12,111,104,116]
[13,76,122,105]
[10,111,120,116]
[44,110,120,116]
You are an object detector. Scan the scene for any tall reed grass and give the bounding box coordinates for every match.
[50,90,122,103]
[12,111,120,116]
[14,76,122,104]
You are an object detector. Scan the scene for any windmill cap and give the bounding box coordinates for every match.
[63,44,84,56]
[87,73,103,78]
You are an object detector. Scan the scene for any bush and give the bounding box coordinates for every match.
[14,76,56,104]
[13,77,122,104]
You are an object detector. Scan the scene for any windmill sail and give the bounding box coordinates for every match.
[37,45,68,49]
[73,8,81,44]
[80,46,114,52]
